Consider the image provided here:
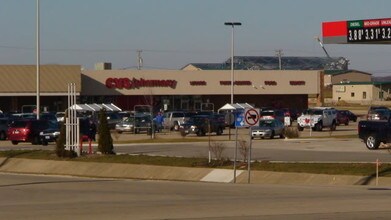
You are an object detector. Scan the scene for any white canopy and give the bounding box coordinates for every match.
[218,103,254,112]
[69,103,122,112]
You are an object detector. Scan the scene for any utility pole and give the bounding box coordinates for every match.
[315,37,331,59]
[137,50,143,70]
[275,49,283,70]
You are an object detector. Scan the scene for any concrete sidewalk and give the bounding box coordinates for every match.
[1,157,390,186]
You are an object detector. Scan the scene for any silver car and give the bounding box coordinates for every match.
[115,115,155,134]
[251,119,285,139]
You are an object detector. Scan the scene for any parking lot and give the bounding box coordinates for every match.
[107,119,359,143]
[0,107,367,149]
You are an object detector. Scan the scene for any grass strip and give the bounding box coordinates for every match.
[0,150,390,177]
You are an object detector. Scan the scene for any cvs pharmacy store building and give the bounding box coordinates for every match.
[81,69,321,112]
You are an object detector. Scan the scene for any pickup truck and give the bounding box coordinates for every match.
[163,111,193,131]
[358,119,391,149]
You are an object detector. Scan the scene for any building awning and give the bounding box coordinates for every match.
[69,103,122,112]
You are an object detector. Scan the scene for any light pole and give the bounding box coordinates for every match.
[224,22,241,104]
[36,0,40,119]
[225,22,241,183]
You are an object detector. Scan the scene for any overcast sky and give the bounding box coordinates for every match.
[1,0,391,76]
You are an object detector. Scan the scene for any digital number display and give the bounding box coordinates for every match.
[348,18,391,42]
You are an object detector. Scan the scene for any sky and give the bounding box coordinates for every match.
[1,0,391,76]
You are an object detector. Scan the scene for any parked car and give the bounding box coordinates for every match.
[91,111,123,130]
[338,110,357,122]
[40,112,58,124]
[39,122,61,145]
[366,106,389,119]
[117,111,132,120]
[367,108,391,120]
[297,107,337,131]
[7,119,51,145]
[251,119,285,139]
[55,112,65,122]
[39,118,90,145]
[163,111,193,131]
[115,114,157,134]
[336,110,349,126]
[10,112,36,119]
[105,112,123,129]
[281,108,299,122]
[179,114,225,136]
[0,118,13,140]
[259,109,285,123]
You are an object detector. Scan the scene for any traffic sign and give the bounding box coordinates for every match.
[244,108,260,126]
[234,111,245,127]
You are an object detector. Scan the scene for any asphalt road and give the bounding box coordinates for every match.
[1,173,391,219]
[112,138,391,163]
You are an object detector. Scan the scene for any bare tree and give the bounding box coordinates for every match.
[209,141,226,163]
[238,139,249,163]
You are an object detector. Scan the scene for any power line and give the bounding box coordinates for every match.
[0,44,225,54]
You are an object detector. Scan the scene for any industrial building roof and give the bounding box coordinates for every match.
[182,56,349,71]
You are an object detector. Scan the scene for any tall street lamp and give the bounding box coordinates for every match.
[36,0,40,119]
[224,22,241,104]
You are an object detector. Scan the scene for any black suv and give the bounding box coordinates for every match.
[179,114,225,136]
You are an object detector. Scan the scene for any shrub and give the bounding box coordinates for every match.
[238,139,249,163]
[283,127,300,139]
[97,109,114,154]
[209,141,226,165]
[179,130,187,137]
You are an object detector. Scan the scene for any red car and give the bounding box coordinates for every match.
[336,110,349,126]
[7,119,50,145]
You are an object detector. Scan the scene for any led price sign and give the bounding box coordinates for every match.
[347,18,391,43]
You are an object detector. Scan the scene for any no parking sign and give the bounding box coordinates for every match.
[244,108,260,127]
[235,108,260,127]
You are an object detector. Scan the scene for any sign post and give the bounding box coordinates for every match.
[244,108,259,184]
[233,108,259,183]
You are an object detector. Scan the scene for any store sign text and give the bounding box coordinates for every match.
[190,81,207,86]
[106,78,177,89]
[220,81,252,86]
[290,81,306,86]
[264,81,277,86]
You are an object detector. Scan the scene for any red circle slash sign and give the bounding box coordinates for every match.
[245,109,259,126]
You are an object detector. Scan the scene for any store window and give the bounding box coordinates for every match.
[379,91,384,100]
[181,99,189,110]
[194,101,201,111]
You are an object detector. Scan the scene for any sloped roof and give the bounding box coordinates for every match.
[0,65,81,93]
[334,81,391,86]
[181,63,229,70]
[183,56,348,71]
[324,69,372,76]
